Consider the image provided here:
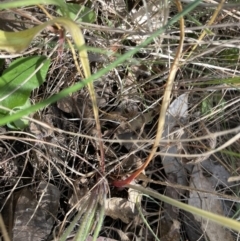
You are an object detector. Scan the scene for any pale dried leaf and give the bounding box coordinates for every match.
[168,93,188,118]
[131,0,168,32]
[113,0,126,13]
[188,165,234,241]
[105,181,141,223]
[128,184,142,213]
[161,138,189,188]
[105,197,138,223]
[163,93,189,138]
[161,93,189,189]
[201,159,230,188]
[100,0,126,14]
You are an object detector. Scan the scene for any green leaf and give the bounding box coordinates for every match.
[201,98,212,115]
[217,48,240,63]
[57,3,96,23]
[201,94,226,118]
[6,99,31,130]
[0,56,50,114]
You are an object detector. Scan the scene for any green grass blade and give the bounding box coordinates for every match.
[92,196,105,241]
[127,184,240,232]
[136,202,160,241]
[59,211,83,241]
[74,196,98,241]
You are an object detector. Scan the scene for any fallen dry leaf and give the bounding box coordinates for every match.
[161,94,190,189]
[105,197,137,223]
[188,164,234,241]
[12,182,60,241]
[201,159,230,188]
[105,185,142,223]
[130,0,169,43]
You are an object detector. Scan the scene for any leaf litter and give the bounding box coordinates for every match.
[1,0,240,241]
[3,182,60,241]
[188,164,234,241]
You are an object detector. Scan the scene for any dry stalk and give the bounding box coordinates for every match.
[113,0,185,187]
[185,0,226,58]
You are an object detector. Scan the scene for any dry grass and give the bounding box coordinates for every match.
[1,0,240,240]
